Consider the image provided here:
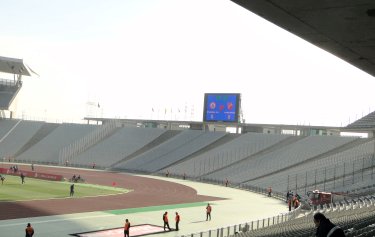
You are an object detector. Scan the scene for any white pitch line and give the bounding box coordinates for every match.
[0,212,115,228]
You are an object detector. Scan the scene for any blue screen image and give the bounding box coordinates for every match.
[204,94,238,122]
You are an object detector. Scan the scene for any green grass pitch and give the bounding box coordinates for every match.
[0,175,130,201]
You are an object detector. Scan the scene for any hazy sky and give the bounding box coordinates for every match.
[1,0,374,126]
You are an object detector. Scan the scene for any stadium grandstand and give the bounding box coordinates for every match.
[1,109,375,236]
[0,56,37,119]
[1,1,375,237]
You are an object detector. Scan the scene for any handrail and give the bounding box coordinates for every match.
[0,78,17,86]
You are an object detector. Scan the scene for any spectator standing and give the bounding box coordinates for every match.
[268,187,272,197]
[70,184,75,197]
[124,219,130,237]
[286,190,291,203]
[163,211,171,231]
[20,172,25,184]
[206,203,212,221]
[175,212,180,231]
[25,223,34,237]
[313,212,345,237]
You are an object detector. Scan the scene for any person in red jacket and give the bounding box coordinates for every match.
[175,212,180,231]
[206,203,212,221]
[163,212,171,231]
[124,219,130,237]
[268,187,272,197]
[25,223,34,237]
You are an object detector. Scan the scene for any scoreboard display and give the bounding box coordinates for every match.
[203,93,240,122]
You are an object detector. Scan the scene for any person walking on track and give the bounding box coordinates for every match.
[163,211,171,231]
[175,212,180,231]
[206,203,212,221]
[124,219,130,237]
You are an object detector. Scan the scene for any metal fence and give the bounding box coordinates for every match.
[286,154,375,195]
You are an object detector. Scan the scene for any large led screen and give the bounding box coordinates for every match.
[203,93,240,122]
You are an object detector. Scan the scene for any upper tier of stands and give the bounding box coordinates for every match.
[72,127,166,168]
[0,80,22,109]
[0,56,36,110]
[161,132,291,177]
[346,111,375,129]
[113,130,227,172]
[247,139,375,193]
[15,123,97,163]
[203,135,357,184]
[0,120,44,159]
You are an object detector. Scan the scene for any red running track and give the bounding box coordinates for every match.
[0,164,224,220]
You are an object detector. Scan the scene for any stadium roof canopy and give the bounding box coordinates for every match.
[0,56,38,76]
[231,0,375,77]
